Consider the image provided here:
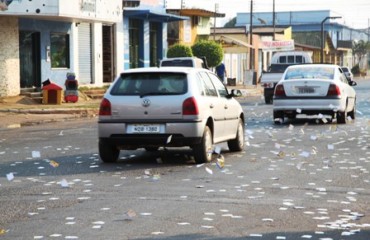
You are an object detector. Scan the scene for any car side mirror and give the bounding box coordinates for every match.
[228,89,243,98]
[349,80,357,86]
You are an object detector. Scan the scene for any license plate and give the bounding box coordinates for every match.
[130,124,160,133]
[298,87,315,94]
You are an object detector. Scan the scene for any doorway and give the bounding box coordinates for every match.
[19,31,41,88]
[102,25,115,83]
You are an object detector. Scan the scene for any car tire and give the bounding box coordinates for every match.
[265,96,273,104]
[193,126,213,164]
[336,110,347,124]
[99,140,119,163]
[228,119,245,152]
[273,111,284,124]
[348,103,356,120]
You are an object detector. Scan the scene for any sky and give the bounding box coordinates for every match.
[166,0,370,29]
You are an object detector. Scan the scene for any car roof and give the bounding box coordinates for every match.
[119,67,209,75]
[287,64,339,69]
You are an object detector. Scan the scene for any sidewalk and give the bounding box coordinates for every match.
[0,85,262,129]
[0,95,100,129]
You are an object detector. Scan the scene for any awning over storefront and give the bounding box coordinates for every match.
[217,35,254,49]
[124,9,189,22]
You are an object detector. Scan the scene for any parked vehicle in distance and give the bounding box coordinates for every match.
[260,51,313,104]
[273,64,357,124]
[341,66,353,81]
[160,57,208,69]
[98,67,245,164]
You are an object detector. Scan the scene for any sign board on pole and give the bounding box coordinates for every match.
[260,40,295,52]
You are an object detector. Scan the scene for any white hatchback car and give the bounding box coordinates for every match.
[273,64,357,124]
[98,67,245,163]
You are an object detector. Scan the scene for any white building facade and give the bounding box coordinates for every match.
[0,0,123,97]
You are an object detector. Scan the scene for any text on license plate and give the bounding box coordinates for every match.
[298,87,315,94]
[131,124,160,133]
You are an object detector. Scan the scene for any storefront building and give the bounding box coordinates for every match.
[0,0,122,97]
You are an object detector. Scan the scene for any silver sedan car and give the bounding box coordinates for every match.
[273,64,357,124]
[98,67,245,163]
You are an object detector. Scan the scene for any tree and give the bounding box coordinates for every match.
[166,44,193,58]
[224,17,236,28]
[192,40,224,68]
[352,40,370,62]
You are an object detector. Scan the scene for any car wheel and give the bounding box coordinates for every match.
[145,147,159,152]
[348,103,356,120]
[99,140,119,163]
[228,119,245,152]
[273,111,284,124]
[193,126,213,164]
[336,110,347,124]
[265,96,273,104]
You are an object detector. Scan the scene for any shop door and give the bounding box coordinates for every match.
[102,25,115,83]
[19,31,41,88]
[78,23,93,84]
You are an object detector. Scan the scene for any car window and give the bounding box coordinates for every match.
[287,56,295,63]
[207,72,228,98]
[337,68,349,84]
[296,56,303,63]
[284,67,335,80]
[161,59,193,67]
[110,72,187,96]
[199,72,218,97]
[279,56,287,63]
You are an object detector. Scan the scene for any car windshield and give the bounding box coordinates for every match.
[110,72,187,97]
[268,64,291,73]
[284,67,335,80]
[161,60,193,67]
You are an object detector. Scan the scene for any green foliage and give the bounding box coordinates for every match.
[351,64,360,75]
[224,17,236,28]
[352,40,370,61]
[192,40,224,68]
[167,44,193,58]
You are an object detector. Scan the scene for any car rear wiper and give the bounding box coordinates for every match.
[140,92,175,98]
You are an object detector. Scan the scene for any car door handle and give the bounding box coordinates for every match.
[210,104,214,108]
[224,105,228,109]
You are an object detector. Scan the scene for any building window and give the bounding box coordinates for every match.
[51,33,70,68]
[129,19,140,68]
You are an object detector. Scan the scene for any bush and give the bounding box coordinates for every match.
[192,40,224,68]
[351,64,360,75]
[167,44,193,58]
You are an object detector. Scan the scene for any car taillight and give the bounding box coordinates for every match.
[182,97,199,115]
[274,84,286,97]
[327,84,341,96]
[99,98,112,116]
[262,82,274,88]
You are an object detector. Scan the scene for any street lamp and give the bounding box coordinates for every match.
[321,16,341,63]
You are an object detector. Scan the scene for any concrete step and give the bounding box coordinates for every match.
[20,87,41,95]
[81,89,106,99]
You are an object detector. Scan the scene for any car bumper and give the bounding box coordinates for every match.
[98,120,205,148]
[273,98,345,112]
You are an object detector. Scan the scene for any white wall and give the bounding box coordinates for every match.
[0,17,20,97]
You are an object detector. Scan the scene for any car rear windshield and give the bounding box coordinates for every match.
[110,72,188,96]
[284,67,335,80]
[161,59,193,67]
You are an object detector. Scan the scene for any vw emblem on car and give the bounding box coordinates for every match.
[142,98,151,107]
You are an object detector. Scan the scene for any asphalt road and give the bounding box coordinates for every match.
[0,80,370,239]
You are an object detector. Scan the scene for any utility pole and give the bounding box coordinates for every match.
[249,0,253,70]
[273,0,275,40]
[214,3,218,41]
[320,16,341,63]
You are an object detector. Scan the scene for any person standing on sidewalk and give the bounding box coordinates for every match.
[216,62,227,85]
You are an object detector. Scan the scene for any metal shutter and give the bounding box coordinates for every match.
[78,23,93,84]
